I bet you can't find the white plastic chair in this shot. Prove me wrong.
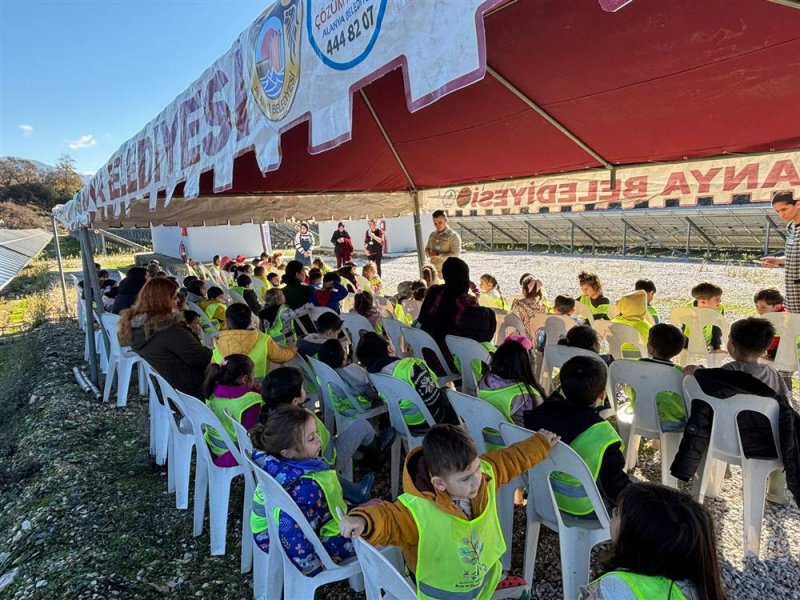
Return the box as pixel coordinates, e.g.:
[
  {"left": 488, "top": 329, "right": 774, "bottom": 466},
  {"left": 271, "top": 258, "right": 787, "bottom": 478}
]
[
  {"left": 495, "top": 311, "right": 537, "bottom": 344},
  {"left": 539, "top": 345, "right": 607, "bottom": 397},
  {"left": 285, "top": 354, "right": 323, "bottom": 409},
  {"left": 100, "top": 312, "right": 145, "bottom": 406},
  {"left": 572, "top": 302, "right": 595, "bottom": 326},
  {"left": 248, "top": 460, "right": 395, "bottom": 599},
  {"left": 400, "top": 326, "right": 459, "bottom": 386},
  {"left": 368, "top": 372, "right": 437, "bottom": 498},
  {"left": 606, "top": 322, "right": 648, "bottom": 361},
  {"left": 229, "top": 289, "right": 248, "bottom": 306},
  {"left": 608, "top": 360, "right": 685, "bottom": 487},
  {"left": 591, "top": 319, "right": 612, "bottom": 339},
  {"left": 140, "top": 360, "right": 170, "bottom": 466},
  {"left": 224, "top": 414, "right": 259, "bottom": 577},
  {"left": 445, "top": 335, "right": 491, "bottom": 396},
  {"left": 374, "top": 295, "right": 395, "bottom": 319},
  {"left": 188, "top": 301, "right": 220, "bottom": 346},
  {"left": 308, "top": 305, "right": 338, "bottom": 322},
  {"left": 381, "top": 317, "right": 406, "bottom": 357},
  {"left": 341, "top": 312, "right": 377, "bottom": 353},
  {"left": 683, "top": 376, "right": 782, "bottom": 557},
  {"left": 174, "top": 391, "right": 246, "bottom": 557},
  {"left": 762, "top": 311, "right": 800, "bottom": 374},
  {"left": 354, "top": 538, "right": 415, "bottom": 600},
  {"left": 447, "top": 390, "right": 518, "bottom": 572},
  {"left": 669, "top": 307, "right": 730, "bottom": 367},
  {"left": 542, "top": 315, "right": 576, "bottom": 346},
  {"left": 93, "top": 312, "right": 110, "bottom": 375},
  {"left": 500, "top": 423, "right": 611, "bottom": 600}
]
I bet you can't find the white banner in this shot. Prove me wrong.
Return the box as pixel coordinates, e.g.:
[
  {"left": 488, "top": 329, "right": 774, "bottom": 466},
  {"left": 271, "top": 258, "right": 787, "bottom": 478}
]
[{"left": 421, "top": 152, "right": 800, "bottom": 215}]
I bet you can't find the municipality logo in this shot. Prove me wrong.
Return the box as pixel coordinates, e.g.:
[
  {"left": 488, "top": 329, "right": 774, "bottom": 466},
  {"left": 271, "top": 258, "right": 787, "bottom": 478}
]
[{"left": 250, "top": 0, "right": 303, "bottom": 122}]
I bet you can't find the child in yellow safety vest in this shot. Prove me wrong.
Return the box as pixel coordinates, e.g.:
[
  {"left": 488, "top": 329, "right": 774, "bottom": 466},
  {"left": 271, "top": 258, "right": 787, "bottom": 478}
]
[
  {"left": 610, "top": 289, "right": 652, "bottom": 359},
  {"left": 526, "top": 355, "right": 630, "bottom": 516},
  {"left": 578, "top": 270, "right": 611, "bottom": 320},
  {"left": 456, "top": 306, "right": 497, "bottom": 383},
  {"left": 202, "top": 286, "right": 227, "bottom": 330},
  {"left": 686, "top": 282, "right": 726, "bottom": 352},
  {"left": 202, "top": 354, "right": 262, "bottom": 467},
  {"left": 634, "top": 278, "right": 660, "bottom": 323},
  {"left": 580, "top": 482, "right": 725, "bottom": 600},
  {"left": 338, "top": 424, "right": 560, "bottom": 600},
  {"left": 636, "top": 323, "right": 688, "bottom": 432}
]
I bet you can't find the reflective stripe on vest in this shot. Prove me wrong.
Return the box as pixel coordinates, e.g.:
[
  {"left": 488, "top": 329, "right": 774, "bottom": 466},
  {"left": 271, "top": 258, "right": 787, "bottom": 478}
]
[
  {"left": 595, "top": 571, "right": 688, "bottom": 600},
  {"left": 391, "top": 357, "right": 438, "bottom": 427},
  {"left": 211, "top": 333, "right": 271, "bottom": 379},
  {"left": 203, "top": 391, "right": 263, "bottom": 457},
  {"left": 398, "top": 461, "right": 504, "bottom": 600},
  {"left": 551, "top": 421, "right": 622, "bottom": 516},
  {"left": 478, "top": 383, "right": 539, "bottom": 421},
  {"left": 251, "top": 484, "right": 267, "bottom": 536},
  {"left": 303, "top": 469, "right": 347, "bottom": 539}
]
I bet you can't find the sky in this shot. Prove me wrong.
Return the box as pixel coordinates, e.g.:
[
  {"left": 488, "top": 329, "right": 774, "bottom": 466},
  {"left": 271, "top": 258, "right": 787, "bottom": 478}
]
[{"left": 0, "top": 0, "right": 265, "bottom": 175}]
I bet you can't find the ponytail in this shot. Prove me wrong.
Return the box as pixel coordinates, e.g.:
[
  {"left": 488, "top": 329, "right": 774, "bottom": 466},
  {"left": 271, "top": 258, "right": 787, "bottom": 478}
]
[{"left": 201, "top": 353, "right": 254, "bottom": 398}]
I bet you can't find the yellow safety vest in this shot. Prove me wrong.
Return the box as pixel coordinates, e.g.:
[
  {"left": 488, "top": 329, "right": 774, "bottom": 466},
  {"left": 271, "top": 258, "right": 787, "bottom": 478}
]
[
  {"left": 212, "top": 332, "right": 271, "bottom": 379},
  {"left": 203, "top": 391, "right": 262, "bottom": 457},
  {"left": 398, "top": 460, "right": 504, "bottom": 600},
  {"left": 478, "top": 381, "right": 540, "bottom": 449},
  {"left": 579, "top": 294, "right": 610, "bottom": 318},
  {"left": 204, "top": 302, "right": 226, "bottom": 330},
  {"left": 611, "top": 316, "right": 652, "bottom": 359},
  {"left": 593, "top": 571, "right": 688, "bottom": 599},
  {"left": 391, "top": 357, "right": 439, "bottom": 427}
]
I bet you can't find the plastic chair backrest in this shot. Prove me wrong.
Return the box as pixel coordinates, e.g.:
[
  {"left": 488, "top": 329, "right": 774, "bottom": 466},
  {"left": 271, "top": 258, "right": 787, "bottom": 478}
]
[
  {"left": 284, "top": 354, "right": 322, "bottom": 405},
  {"left": 401, "top": 326, "right": 458, "bottom": 379},
  {"left": 187, "top": 301, "right": 218, "bottom": 331},
  {"left": 606, "top": 322, "right": 648, "bottom": 360},
  {"left": 669, "top": 307, "right": 729, "bottom": 360},
  {"left": 762, "top": 311, "right": 800, "bottom": 373},
  {"left": 496, "top": 311, "right": 536, "bottom": 343},
  {"left": 608, "top": 360, "right": 685, "bottom": 436},
  {"left": 224, "top": 409, "right": 255, "bottom": 458},
  {"left": 683, "top": 376, "right": 780, "bottom": 464},
  {"left": 245, "top": 453, "right": 341, "bottom": 571},
  {"left": 229, "top": 290, "right": 247, "bottom": 306},
  {"left": 591, "top": 319, "right": 612, "bottom": 340},
  {"left": 308, "top": 306, "right": 337, "bottom": 323},
  {"left": 368, "top": 372, "right": 436, "bottom": 449},
  {"left": 572, "top": 302, "right": 595, "bottom": 325},
  {"left": 499, "top": 423, "right": 611, "bottom": 529},
  {"left": 445, "top": 335, "right": 490, "bottom": 396},
  {"left": 307, "top": 356, "right": 369, "bottom": 420},
  {"left": 540, "top": 345, "right": 608, "bottom": 395},
  {"left": 354, "top": 538, "right": 416, "bottom": 600},
  {"left": 100, "top": 313, "right": 122, "bottom": 357},
  {"left": 175, "top": 391, "right": 245, "bottom": 466},
  {"left": 447, "top": 389, "right": 508, "bottom": 455},
  {"left": 374, "top": 295, "right": 395, "bottom": 319},
  {"left": 341, "top": 312, "right": 375, "bottom": 349},
  {"left": 381, "top": 317, "right": 406, "bottom": 355},
  {"left": 542, "top": 315, "right": 573, "bottom": 347}
]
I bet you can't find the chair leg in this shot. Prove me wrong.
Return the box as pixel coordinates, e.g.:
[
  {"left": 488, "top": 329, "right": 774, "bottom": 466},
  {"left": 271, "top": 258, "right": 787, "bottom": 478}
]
[
  {"left": 660, "top": 433, "right": 679, "bottom": 488},
  {"left": 102, "top": 361, "right": 117, "bottom": 403},
  {"left": 741, "top": 461, "right": 771, "bottom": 558},
  {"left": 208, "top": 470, "right": 234, "bottom": 555},
  {"left": 523, "top": 519, "right": 541, "bottom": 586},
  {"left": 117, "top": 360, "right": 134, "bottom": 407},
  {"left": 193, "top": 461, "right": 208, "bottom": 536},
  {"left": 173, "top": 436, "right": 194, "bottom": 510},
  {"left": 241, "top": 480, "right": 254, "bottom": 574},
  {"left": 137, "top": 362, "right": 147, "bottom": 395},
  {"left": 624, "top": 432, "right": 640, "bottom": 472},
  {"left": 560, "top": 529, "right": 593, "bottom": 600},
  {"left": 497, "top": 484, "right": 515, "bottom": 572}
]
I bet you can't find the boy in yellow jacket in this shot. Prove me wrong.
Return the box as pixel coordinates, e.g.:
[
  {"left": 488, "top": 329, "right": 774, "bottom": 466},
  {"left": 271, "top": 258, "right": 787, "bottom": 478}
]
[{"left": 339, "top": 424, "right": 559, "bottom": 599}]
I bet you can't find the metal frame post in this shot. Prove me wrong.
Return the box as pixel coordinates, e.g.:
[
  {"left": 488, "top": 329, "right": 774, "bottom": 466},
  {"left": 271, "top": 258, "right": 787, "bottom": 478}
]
[
  {"left": 764, "top": 217, "right": 772, "bottom": 255},
  {"left": 526, "top": 223, "right": 531, "bottom": 252},
  {"left": 570, "top": 222, "right": 575, "bottom": 255},
  {"left": 412, "top": 192, "right": 425, "bottom": 276},
  {"left": 51, "top": 214, "right": 69, "bottom": 312},
  {"left": 622, "top": 221, "right": 628, "bottom": 256},
  {"left": 79, "top": 231, "right": 99, "bottom": 384},
  {"left": 79, "top": 226, "right": 110, "bottom": 379},
  {"left": 686, "top": 220, "right": 692, "bottom": 255},
  {"left": 490, "top": 222, "right": 495, "bottom": 251}
]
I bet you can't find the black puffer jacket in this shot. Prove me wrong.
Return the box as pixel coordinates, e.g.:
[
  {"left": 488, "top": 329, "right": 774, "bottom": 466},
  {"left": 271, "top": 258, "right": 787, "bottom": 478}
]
[{"left": 670, "top": 368, "right": 800, "bottom": 506}]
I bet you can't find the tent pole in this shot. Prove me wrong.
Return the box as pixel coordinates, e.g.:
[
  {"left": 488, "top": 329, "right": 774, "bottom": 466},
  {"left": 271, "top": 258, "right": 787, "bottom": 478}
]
[
  {"left": 79, "top": 229, "right": 99, "bottom": 385},
  {"left": 79, "top": 226, "right": 110, "bottom": 363},
  {"left": 51, "top": 214, "right": 69, "bottom": 312},
  {"left": 412, "top": 192, "right": 425, "bottom": 277}
]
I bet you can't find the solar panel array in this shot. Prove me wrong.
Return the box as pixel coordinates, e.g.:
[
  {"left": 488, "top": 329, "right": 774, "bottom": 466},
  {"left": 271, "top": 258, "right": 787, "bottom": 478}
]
[
  {"left": 0, "top": 229, "right": 53, "bottom": 292},
  {"left": 449, "top": 205, "right": 785, "bottom": 256}
]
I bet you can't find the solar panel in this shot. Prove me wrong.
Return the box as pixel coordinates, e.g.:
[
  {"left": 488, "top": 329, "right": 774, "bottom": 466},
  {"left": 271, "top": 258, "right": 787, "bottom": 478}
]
[{"left": 0, "top": 229, "right": 53, "bottom": 292}]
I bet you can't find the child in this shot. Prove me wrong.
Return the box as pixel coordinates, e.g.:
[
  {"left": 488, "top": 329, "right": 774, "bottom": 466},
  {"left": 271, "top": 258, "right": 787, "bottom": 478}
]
[
  {"left": 309, "top": 271, "right": 349, "bottom": 313},
  {"left": 552, "top": 294, "right": 579, "bottom": 321},
  {"left": 580, "top": 482, "right": 725, "bottom": 600},
  {"left": 312, "top": 256, "right": 333, "bottom": 275},
  {"left": 297, "top": 312, "right": 346, "bottom": 358},
  {"left": 202, "top": 354, "right": 263, "bottom": 467},
  {"left": 182, "top": 310, "right": 203, "bottom": 339},
  {"left": 634, "top": 278, "right": 659, "bottom": 323},
  {"left": 186, "top": 279, "right": 206, "bottom": 306},
  {"left": 251, "top": 265, "right": 270, "bottom": 298},
  {"left": 363, "top": 261, "right": 382, "bottom": 295},
  {"left": 258, "top": 288, "right": 294, "bottom": 347},
  {"left": 401, "top": 280, "right": 427, "bottom": 323},
  {"left": 478, "top": 273, "right": 507, "bottom": 310},
  {"left": 688, "top": 282, "right": 725, "bottom": 352},
  {"left": 754, "top": 288, "right": 786, "bottom": 360},
  {"left": 338, "top": 424, "right": 560, "bottom": 599},
  {"left": 307, "top": 267, "right": 323, "bottom": 290},
  {"left": 270, "top": 252, "right": 286, "bottom": 272},
  {"left": 421, "top": 264, "right": 437, "bottom": 288},
  {"left": 456, "top": 306, "right": 498, "bottom": 382},
  {"left": 358, "top": 331, "right": 458, "bottom": 433},
  {"left": 318, "top": 338, "right": 381, "bottom": 415},
  {"left": 479, "top": 336, "right": 545, "bottom": 427},
  {"left": 249, "top": 405, "right": 359, "bottom": 576},
  {"left": 526, "top": 355, "right": 630, "bottom": 514},
  {"left": 203, "top": 286, "right": 227, "bottom": 330},
  {"left": 610, "top": 289, "right": 651, "bottom": 358},
  {"left": 578, "top": 271, "right": 611, "bottom": 319},
  {"left": 637, "top": 323, "right": 688, "bottom": 432},
  {"left": 232, "top": 274, "right": 261, "bottom": 314},
  {"left": 558, "top": 325, "right": 614, "bottom": 365},
  {"left": 266, "top": 272, "right": 281, "bottom": 289},
  {"left": 511, "top": 273, "right": 547, "bottom": 339},
  {"left": 213, "top": 303, "right": 296, "bottom": 380},
  {"left": 353, "top": 290, "right": 383, "bottom": 335}
]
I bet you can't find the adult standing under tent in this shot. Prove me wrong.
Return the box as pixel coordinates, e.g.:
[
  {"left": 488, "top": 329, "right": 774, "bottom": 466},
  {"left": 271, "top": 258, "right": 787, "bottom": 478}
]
[
  {"left": 425, "top": 210, "right": 461, "bottom": 278},
  {"left": 293, "top": 222, "right": 315, "bottom": 267},
  {"left": 364, "top": 218, "right": 384, "bottom": 277},
  {"left": 761, "top": 191, "right": 800, "bottom": 313},
  {"left": 331, "top": 222, "right": 353, "bottom": 268}
]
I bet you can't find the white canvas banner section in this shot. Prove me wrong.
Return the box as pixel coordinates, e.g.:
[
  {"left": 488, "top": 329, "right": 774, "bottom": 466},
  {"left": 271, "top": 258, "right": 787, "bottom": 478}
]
[
  {"left": 420, "top": 152, "right": 800, "bottom": 216},
  {"left": 55, "top": 0, "right": 502, "bottom": 230}
]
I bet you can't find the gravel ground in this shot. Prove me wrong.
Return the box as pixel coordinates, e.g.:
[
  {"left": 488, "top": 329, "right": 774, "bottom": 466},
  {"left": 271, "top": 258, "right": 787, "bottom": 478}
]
[{"left": 0, "top": 251, "right": 797, "bottom": 599}]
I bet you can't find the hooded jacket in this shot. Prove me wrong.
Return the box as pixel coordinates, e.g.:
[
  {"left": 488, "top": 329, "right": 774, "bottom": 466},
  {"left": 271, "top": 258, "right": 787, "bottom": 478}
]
[
  {"left": 111, "top": 274, "right": 146, "bottom": 314},
  {"left": 214, "top": 328, "right": 295, "bottom": 373},
  {"left": 124, "top": 312, "right": 212, "bottom": 399},
  {"left": 350, "top": 432, "right": 551, "bottom": 574},
  {"left": 670, "top": 368, "right": 800, "bottom": 506}
]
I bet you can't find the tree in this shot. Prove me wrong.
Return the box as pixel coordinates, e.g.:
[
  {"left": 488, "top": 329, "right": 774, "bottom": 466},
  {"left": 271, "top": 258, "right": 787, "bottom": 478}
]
[
  {"left": 0, "top": 157, "right": 43, "bottom": 188},
  {"left": 46, "top": 153, "right": 83, "bottom": 198}
]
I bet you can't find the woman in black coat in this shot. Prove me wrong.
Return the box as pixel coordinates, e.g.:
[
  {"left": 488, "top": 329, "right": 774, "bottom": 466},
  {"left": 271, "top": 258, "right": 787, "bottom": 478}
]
[{"left": 112, "top": 266, "right": 148, "bottom": 314}]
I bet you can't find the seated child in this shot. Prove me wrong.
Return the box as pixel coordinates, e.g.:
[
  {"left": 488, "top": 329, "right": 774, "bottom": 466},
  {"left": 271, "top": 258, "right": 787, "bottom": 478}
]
[
  {"left": 610, "top": 289, "right": 652, "bottom": 358},
  {"left": 401, "top": 280, "right": 427, "bottom": 323},
  {"left": 308, "top": 268, "right": 323, "bottom": 290},
  {"left": 232, "top": 274, "right": 262, "bottom": 315},
  {"left": 754, "top": 288, "right": 786, "bottom": 360},
  {"left": 266, "top": 272, "right": 281, "bottom": 289},
  {"left": 526, "top": 355, "right": 630, "bottom": 514},
  {"left": 182, "top": 310, "right": 203, "bottom": 339},
  {"left": 578, "top": 271, "right": 611, "bottom": 320},
  {"left": 251, "top": 265, "right": 269, "bottom": 298},
  {"left": 456, "top": 306, "right": 498, "bottom": 382},
  {"left": 511, "top": 273, "right": 547, "bottom": 339},
  {"left": 338, "top": 424, "right": 560, "bottom": 599},
  {"left": 363, "top": 261, "right": 382, "bottom": 295},
  {"left": 552, "top": 294, "right": 580, "bottom": 322},
  {"left": 213, "top": 303, "right": 296, "bottom": 380},
  {"left": 478, "top": 335, "right": 544, "bottom": 427},
  {"left": 357, "top": 332, "right": 458, "bottom": 434},
  {"left": 312, "top": 256, "right": 333, "bottom": 275},
  {"left": 558, "top": 325, "right": 614, "bottom": 365},
  {"left": 309, "top": 272, "right": 349, "bottom": 313},
  {"left": 203, "top": 354, "right": 263, "bottom": 467},
  {"left": 478, "top": 273, "right": 507, "bottom": 310},
  {"left": 203, "top": 286, "right": 227, "bottom": 330},
  {"left": 249, "top": 405, "right": 360, "bottom": 576},
  {"left": 318, "top": 338, "right": 381, "bottom": 415},
  {"left": 297, "top": 312, "right": 346, "bottom": 358},
  {"left": 579, "top": 482, "right": 725, "bottom": 600},
  {"left": 353, "top": 290, "right": 383, "bottom": 335},
  {"left": 687, "top": 282, "right": 725, "bottom": 352},
  {"left": 186, "top": 279, "right": 207, "bottom": 306},
  {"left": 634, "top": 278, "right": 659, "bottom": 323},
  {"left": 637, "top": 323, "right": 688, "bottom": 431},
  {"left": 258, "top": 288, "right": 294, "bottom": 346}
]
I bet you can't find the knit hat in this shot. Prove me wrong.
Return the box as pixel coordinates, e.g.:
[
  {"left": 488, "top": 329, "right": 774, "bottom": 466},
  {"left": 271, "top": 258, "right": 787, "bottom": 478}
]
[
  {"left": 614, "top": 289, "right": 648, "bottom": 320},
  {"left": 459, "top": 306, "right": 497, "bottom": 344}
]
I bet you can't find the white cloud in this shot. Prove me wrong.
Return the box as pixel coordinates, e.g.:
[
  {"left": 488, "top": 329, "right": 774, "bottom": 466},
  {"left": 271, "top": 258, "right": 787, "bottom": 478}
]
[
  {"left": 19, "top": 124, "right": 33, "bottom": 137},
  {"left": 68, "top": 134, "right": 97, "bottom": 150}
]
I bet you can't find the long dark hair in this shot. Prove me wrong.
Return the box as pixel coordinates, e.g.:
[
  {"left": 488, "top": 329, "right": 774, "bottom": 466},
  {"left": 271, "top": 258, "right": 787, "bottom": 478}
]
[
  {"left": 419, "top": 257, "right": 470, "bottom": 341},
  {"left": 250, "top": 404, "right": 313, "bottom": 457},
  {"left": 605, "top": 483, "right": 725, "bottom": 600},
  {"left": 281, "top": 260, "right": 305, "bottom": 285},
  {"left": 487, "top": 338, "right": 544, "bottom": 401},
  {"left": 201, "top": 354, "right": 254, "bottom": 399}
]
